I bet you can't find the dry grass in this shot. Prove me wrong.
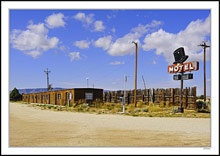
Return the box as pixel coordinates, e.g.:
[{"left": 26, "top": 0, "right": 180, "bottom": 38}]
[{"left": 28, "top": 100, "right": 211, "bottom": 118}]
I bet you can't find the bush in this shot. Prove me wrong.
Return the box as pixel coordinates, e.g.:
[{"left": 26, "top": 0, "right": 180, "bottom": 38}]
[
  {"left": 82, "top": 103, "right": 89, "bottom": 108},
  {"left": 196, "top": 101, "right": 207, "bottom": 110},
  {"left": 117, "top": 107, "right": 122, "bottom": 111},
  {"left": 135, "top": 108, "right": 141, "bottom": 112},
  {"left": 172, "top": 107, "right": 179, "bottom": 114},
  {"left": 142, "top": 108, "right": 148, "bottom": 112}
]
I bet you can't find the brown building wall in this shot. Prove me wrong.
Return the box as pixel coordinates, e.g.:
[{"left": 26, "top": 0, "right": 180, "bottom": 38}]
[{"left": 22, "top": 88, "right": 102, "bottom": 106}]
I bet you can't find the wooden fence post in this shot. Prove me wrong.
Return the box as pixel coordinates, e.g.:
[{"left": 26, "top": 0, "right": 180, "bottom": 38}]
[
  {"left": 172, "top": 88, "right": 174, "bottom": 106},
  {"left": 185, "top": 88, "right": 188, "bottom": 109},
  {"left": 148, "top": 89, "right": 150, "bottom": 105},
  {"left": 127, "top": 92, "right": 130, "bottom": 104},
  {"left": 152, "top": 88, "right": 155, "bottom": 103},
  {"left": 194, "top": 87, "right": 197, "bottom": 109},
  {"left": 163, "top": 89, "right": 165, "bottom": 107},
  {"left": 115, "top": 92, "right": 117, "bottom": 104},
  {"left": 109, "top": 92, "right": 112, "bottom": 103}
]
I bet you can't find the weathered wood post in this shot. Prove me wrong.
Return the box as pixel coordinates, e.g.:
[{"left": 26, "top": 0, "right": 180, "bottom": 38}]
[
  {"left": 109, "top": 92, "right": 112, "bottom": 103},
  {"left": 152, "top": 88, "right": 155, "bottom": 103},
  {"left": 185, "top": 87, "right": 188, "bottom": 109},
  {"left": 127, "top": 92, "right": 130, "bottom": 104},
  {"left": 163, "top": 89, "right": 165, "bottom": 107},
  {"left": 115, "top": 92, "right": 117, "bottom": 104},
  {"left": 148, "top": 89, "right": 150, "bottom": 105},
  {"left": 194, "top": 87, "right": 197, "bottom": 109},
  {"left": 172, "top": 88, "right": 174, "bottom": 106}
]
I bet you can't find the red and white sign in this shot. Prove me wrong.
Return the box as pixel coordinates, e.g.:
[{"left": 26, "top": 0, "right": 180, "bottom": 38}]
[{"left": 168, "top": 61, "right": 199, "bottom": 73}]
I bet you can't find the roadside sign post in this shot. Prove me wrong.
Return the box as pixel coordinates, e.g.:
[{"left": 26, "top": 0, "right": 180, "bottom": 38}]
[{"left": 168, "top": 47, "right": 199, "bottom": 113}]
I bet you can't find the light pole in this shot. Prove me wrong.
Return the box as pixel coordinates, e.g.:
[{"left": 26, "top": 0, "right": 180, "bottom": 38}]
[
  {"left": 132, "top": 41, "right": 138, "bottom": 107},
  {"left": 86, "top": 77, "right": 89, "bottom": 88},
  {"left": 199, "top": 41, "right": 210, "bottom": 103}
]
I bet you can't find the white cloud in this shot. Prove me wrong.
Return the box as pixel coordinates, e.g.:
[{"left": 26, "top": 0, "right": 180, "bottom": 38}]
[
  {"left": 142, "top": 15, "right": 211, "bottom": 64},
  {"left": 110, "top": 61, "right": 125, "bottom": 65},
  {"left": 73, "top": 12, "right": 94, "bottom": 26},
  {"left": 10, "top": 23, "right": 59, "bottom": 58},
  {"left": 24, "top": 50, "right": 41, "bottom": 59},
  {"left": 68, "top": 52, "right": 81, "bottom": 62},
  {"left": 106, "top": 20, "right": 162, "bottom": 56},
  {"left": 94, "top": 21, "right": 105, "bottom": 32},
  {"left": 74, "top": 40, "right": 90, "bottom": 49},
  {"left": 94, "top": 35, "right": 112, "bottom": 50},
  {"left": 153, "top": 60, "right": 156, "bottom": 64},
  {"left": 107, "top": 32, "right": 141, "bottom": 56},
  {"left": 45, "top": 13, "right": 66, "bottom": 28},
  {"left": 111, "top": 28, "right": 116, "bottom": 33}
]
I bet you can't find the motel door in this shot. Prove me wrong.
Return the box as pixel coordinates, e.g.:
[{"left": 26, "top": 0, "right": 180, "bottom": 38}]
[
  {"left": 55, "top": 93, "right": 57, "bottom": 105},
  {"left": 65, "top": 92, "right": 68, "bottom": 105},
  {"left": 48, "top": 94, "right": 50, "bottom": 104}
]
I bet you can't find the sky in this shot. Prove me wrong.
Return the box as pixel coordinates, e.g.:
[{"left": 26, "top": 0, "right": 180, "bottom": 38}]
[{"left": 9, "top": 9, "right": 211, "bottom": 96}]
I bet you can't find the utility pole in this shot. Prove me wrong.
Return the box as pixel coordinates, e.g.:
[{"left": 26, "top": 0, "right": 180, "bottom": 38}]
[
  {"left": 199, "top": 41, "right": 210, "bottom": 102},
  {"left": 44, "top": 68, "right": 51, "bottom": 91},
  {"left": 132, "top": 41, "right": 138, "bottom": 107}
]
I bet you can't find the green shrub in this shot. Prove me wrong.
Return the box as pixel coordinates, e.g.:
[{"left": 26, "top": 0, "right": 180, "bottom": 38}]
[
  {"left": 132, "top": 114, "right": 139, "bottom": 117},
  {"left": 135, "top": 108, "right": 141, "bottom": 112},
  {"left": 117, "top": 107, "right": 122, "bottom": 111},
  {"left": 82, "top": 103, "right": 89, "bottom": 108},
  {"left": 172, "top": 107, "right": 178, "bottom": 114},
  {"left": 142, "top": 108, "right": 148, "bottom": 112},
  {"left": 196, "top": 101, "right": 207, "bottom": 110},
  {"left": 47, "top": 105, "right": 53, "bottom": 109}
]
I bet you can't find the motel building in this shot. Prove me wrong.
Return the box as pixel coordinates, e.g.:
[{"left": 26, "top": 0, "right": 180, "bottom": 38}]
[{"left": 22, "top": 88, "right": 103, "bottom": 106}]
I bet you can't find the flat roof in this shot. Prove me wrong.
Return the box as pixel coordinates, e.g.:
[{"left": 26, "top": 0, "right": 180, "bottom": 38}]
[{"left": 22, "top": 88, "right": 103, "bottom": 95}]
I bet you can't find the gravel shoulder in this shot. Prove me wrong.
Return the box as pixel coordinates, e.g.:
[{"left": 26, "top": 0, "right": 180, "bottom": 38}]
[{"left": 9, "top": 102, "right": 211, "bottom": 147}]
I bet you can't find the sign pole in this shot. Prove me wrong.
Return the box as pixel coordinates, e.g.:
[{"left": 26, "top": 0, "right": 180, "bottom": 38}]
[{"left": 180, "top": 71, "right": 184, "bottom": 113}]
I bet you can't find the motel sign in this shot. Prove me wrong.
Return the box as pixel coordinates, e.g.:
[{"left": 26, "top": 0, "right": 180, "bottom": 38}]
[{"left": 168, "top": 61, "right": 199, "bottom": 73}]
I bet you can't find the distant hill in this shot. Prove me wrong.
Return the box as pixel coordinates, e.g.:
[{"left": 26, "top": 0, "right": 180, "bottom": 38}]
[{"left": 17, "top": 88, "right": 66, "bottom": 94}]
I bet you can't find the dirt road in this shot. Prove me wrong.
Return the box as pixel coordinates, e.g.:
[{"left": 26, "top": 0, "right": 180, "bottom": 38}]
[{"left": 9, "top": 102, "right": 210, "bottom": 147}]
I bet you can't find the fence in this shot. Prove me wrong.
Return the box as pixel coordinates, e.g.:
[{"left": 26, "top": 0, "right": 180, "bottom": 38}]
[{"left": 103, "top": 87, "right": 197, "bottom": 109}]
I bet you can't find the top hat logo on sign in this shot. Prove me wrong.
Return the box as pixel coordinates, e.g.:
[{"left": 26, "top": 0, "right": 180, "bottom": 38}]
[{"left": 173, "top": 47, "right": 188, "bottom": 64}]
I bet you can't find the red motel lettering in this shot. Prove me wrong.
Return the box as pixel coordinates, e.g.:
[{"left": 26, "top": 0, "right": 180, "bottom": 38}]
[{"left": 168, "top": 61, "right": 199, "bottom": 73}]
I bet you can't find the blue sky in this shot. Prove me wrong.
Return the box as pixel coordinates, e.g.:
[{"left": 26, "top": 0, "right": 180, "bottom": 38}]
[{"left": 9, "top": 9, "right": 211, "bottom": 96}]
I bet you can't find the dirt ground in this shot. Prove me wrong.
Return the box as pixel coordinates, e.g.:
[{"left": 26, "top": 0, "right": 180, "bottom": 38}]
[{"left": 9, "top": 102, "right": 211, "bottom": 147}]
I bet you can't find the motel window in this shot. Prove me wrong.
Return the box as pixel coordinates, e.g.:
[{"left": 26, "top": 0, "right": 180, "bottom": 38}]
[
  {"left": 42, "top": 95, "right": 45, "bottom": 100},
  {"left": 69, "top": 92, "right": 72, "bottom": 100},
  {"left": 37, "top": 95, "right": 40, "bottom": 99},
  {"left": 58, "top": 94, "right": 61, "bottom": 100},
  {"left": 26, "top": 96, "right": 27, "bottom": 99},
  {"left": 29, "top": 96, "right": 30, "bottom": 99},
  {"left": 47, "top": 94, "right": 49, "bottom": 99},
  {"left": 85, "top": 93, "right": 93, "bottom": 100},
  {"left": 32, "top": 95, "right": 34, "bottom": 100}
]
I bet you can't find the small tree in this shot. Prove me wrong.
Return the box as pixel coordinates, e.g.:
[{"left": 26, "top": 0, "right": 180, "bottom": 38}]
[
  {"left": 10, "top": 88, "right": 22, "bottom": 101},
  {"left": 198, "top": 95, "right": 204, "bottom": 99}
]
